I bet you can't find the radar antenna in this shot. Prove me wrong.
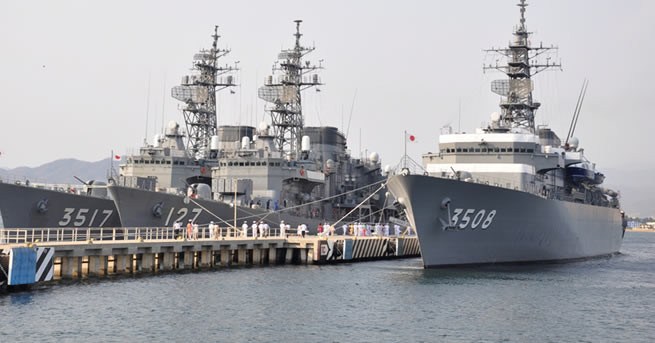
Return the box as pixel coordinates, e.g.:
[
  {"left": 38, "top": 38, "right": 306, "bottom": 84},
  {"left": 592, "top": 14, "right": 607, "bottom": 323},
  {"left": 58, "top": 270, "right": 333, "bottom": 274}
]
[
  {"left": 258, "top": 20, "right": 323, "bottom": 158},
  {"left": 171, "top": 26, "right": 238, "bottom": 160},
  {"left": 483, "top": 0, "right": 562, "bottom": 132}
]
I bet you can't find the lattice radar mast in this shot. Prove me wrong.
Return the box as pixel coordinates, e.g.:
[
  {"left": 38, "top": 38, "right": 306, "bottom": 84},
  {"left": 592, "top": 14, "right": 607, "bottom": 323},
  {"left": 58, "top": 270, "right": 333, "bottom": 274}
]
[
  {"left": 258, "top": 20, "right": 323, "bottom": 158},
  {"left": 172, "top": 26, "right": 237, "bottom": 160},
  {"left": 483, "top": 0, "right": 562, "bottom": 132}
]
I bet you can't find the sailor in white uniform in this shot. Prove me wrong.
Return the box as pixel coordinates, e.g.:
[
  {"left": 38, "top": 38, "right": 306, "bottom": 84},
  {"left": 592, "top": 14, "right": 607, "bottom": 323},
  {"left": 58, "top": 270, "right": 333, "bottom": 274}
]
[
  {"left": 383, "top": 224, "right": 390, "bottom": 236},
  {"left": 394, "top": 224, "right": 401, "bottom": 236},
  {"left": 342, "top": 224, "right": 348, "bottom": 236},
  {"left": 251, "top": 221, "right": 258, "bottom": 238},
  {"left": 242, "top": 221, "right": 249, "bottom": 237},
  {"left": 280, "top": 221, "right": 286, "bottom": 238}
]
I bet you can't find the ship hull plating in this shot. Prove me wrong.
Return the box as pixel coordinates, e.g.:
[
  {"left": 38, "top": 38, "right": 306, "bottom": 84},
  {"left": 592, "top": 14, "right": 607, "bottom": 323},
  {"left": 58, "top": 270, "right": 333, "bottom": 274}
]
[
  {"left": 108, "top": 185, "right": 327, "bottom": 232},
  {"left": 0, "top": 182, "right": 120, "bottom": 228},
  {"left": 387, "top": 175, "right": 623, "bottom": 267}
]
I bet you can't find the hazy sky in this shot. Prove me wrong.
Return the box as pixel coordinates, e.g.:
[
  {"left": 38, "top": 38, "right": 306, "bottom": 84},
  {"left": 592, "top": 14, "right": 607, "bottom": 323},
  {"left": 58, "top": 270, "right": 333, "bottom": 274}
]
[{"left": 1, "top": 0, "right": 654, "bottom": 173}]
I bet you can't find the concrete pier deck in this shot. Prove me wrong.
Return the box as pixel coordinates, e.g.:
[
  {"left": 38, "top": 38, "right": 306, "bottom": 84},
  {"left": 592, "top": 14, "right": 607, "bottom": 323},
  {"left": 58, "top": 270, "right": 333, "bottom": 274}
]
[{"left": 0, "top": 227, "right": 420, "bottom": 286}]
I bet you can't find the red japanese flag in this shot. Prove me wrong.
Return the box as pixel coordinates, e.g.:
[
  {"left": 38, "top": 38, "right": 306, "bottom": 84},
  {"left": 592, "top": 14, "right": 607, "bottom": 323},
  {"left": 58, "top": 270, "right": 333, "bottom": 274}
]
[
  {"left": 407, "top": 133, "right": 416, "bottom": 142},
  {"left": 114, "top": 155, "right": 121, "bottom": 161}
]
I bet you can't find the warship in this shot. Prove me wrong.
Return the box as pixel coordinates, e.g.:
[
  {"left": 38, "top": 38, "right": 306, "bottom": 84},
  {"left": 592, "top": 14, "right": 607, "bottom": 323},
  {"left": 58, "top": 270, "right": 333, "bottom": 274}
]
[
  {"left": 108, "top": 22, "right": 387, "bottom": 231},
  {"left": 387, "top": 1, "right": 625, "bottom": 267},
  {"left": 0, "top": 178, "right": 120, "bottom": 228}
]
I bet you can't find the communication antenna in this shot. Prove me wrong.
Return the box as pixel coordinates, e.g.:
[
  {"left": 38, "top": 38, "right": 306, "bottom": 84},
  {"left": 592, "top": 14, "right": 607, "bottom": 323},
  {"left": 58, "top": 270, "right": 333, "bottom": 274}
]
[
  {"left": 565, "top": 79, "right": 589, "bottom": 146},
  {"left": 257, "top": 20, "right": 323, "bottom": 158},
  {"left": 144, "top": 73, "right": 151, "bottom": 142},
  {"left": 171, "top": 25, "right": 238, "bottom": 160},
  {"left": 482, "top": 0, "right": 562, "bottom": 132}
]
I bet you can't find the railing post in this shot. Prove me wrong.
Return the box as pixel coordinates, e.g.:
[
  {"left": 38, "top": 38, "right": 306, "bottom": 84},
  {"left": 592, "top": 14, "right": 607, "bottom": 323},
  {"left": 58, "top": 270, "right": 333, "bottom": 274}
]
[{"left": 112, "top": 228, "right": 116, "bottom": 240}]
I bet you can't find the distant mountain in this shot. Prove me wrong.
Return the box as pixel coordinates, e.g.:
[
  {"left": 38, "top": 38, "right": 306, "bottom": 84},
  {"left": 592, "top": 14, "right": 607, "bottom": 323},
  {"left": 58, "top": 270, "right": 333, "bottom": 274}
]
[{"left": 0, "top": 158, "right": 113, "bottom": 185}]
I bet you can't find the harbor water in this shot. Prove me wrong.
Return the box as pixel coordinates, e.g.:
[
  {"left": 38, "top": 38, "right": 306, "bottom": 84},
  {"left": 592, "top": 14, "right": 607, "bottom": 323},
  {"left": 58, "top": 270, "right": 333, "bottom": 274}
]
[{"left": 2, "top": 232, "right": 654, "bottom": 342}]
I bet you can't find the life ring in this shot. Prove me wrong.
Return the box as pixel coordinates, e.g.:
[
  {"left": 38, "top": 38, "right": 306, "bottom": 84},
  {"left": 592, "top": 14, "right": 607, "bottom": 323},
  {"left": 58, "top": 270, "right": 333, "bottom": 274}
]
[{"left": 300, "top": 169, "right": 305, "bottom": 176}]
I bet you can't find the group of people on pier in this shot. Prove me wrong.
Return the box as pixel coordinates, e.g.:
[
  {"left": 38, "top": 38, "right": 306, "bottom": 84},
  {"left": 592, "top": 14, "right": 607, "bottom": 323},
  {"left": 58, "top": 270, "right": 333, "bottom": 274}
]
[{"left": 172, "top": 219, "right": 415, "bottom": 240}]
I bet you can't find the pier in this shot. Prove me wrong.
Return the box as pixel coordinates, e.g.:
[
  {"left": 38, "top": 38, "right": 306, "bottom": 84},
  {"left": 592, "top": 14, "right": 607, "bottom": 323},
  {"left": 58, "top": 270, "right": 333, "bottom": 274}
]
[{"left": 0, "top": 227, "right": 420, "bottom": 287}]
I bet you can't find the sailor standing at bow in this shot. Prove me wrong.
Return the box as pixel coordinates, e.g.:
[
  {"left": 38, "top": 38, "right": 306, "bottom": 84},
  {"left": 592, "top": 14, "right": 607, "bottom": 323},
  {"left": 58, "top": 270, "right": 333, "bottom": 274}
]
[{"left": 251, "top": 221, "right": 258, "bottom": 238}]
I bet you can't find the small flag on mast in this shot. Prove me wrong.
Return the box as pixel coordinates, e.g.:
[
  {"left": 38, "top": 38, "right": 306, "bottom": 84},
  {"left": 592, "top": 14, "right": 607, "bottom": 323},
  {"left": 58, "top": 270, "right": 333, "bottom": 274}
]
[
  {"left": 114, "top": 155, "right": 121, "bottom": 161},
  {"left": 406, "top": 132, "right": 416, "bottom": 142}
]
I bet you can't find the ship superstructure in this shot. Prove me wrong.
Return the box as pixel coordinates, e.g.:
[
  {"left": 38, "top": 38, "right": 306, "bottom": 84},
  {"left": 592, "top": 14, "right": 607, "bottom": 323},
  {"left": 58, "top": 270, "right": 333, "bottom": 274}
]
[
  {"left": 110, "top": 22, "right": 385, "bottom": 228},
  {"left": 387, "top": 1, "right": 624, "bottom": 267}
]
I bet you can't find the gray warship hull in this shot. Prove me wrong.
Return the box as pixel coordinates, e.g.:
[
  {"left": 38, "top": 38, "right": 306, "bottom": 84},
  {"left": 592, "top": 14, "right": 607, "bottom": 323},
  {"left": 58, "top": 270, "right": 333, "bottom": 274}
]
[
  {"left": 0, "top": 182, "right": 120, "bottom": 228},
  {"left": 108, "top": 185, "right": 327, "bottom": 232},
  {"left": 387, "top": 175, "right": 624, "bottom": 267}
]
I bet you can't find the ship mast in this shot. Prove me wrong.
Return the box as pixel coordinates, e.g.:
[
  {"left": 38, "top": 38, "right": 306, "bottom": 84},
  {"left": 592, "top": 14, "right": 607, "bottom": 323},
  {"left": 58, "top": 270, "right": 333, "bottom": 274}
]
[
  {"left": 172, "top": 26, "right": 237, "bottom": 161},
  {"left": 258, "top": 20, "right": 323, "bottom": 158},
  {"left": 483, "top": 0, "right": 561, "bottom": 132}
]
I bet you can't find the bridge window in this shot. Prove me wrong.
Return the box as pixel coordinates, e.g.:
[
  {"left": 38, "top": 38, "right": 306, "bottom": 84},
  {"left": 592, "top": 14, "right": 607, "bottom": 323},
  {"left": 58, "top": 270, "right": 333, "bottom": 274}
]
[
  {"left": 462, "top": 148, "right": 468, "bottom": 152},
  {"left": 507, "top": 148, "right": 513, "bottom": 152},
  {"left": 494, "top": 148, "right": 500, "bottom": 153},
  {"left": 456, "top": 148, "right": 462, "bottom": 152},
  {"left": 520, "top": 148, "right": 526, "bottom": 153},
  {"left": 239, "top": 162, "right": 244, "bottom": 166},
  {"left": 500, "top": 148, "right": 506, "bottom": 153},
  {"left": 481, "top": 148, "right": 488, "bottom": 152},
  {"left": 262, "top": 162, "right": 267, "bottom": 166},
  {"left": 474, "top": 148, "right": 481, "bottom": 153},
  {"left": 180, "top": 161, "right": 185, "bottom": 166},
  {"left": 527, "top": 149, "right": 534, "bottom": 153}
]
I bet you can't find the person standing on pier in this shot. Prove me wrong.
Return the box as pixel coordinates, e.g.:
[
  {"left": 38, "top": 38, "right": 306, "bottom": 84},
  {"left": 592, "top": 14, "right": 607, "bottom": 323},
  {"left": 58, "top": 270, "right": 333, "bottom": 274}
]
[
  {"left": 241, "top": 221, "right": 248, "bottom": 238},
  {"left": 186, "top": 220, "right": 193, "bottom": 240},
  {"left": 258, "top": 221, "right": 265, "bottom": 238},
  {"left": 280, "top": 220, "right": 286, "bottom": 238},
  {"left": 193, "top": 222, "right": 199, "bottom": 240},
  {"left": 173, "top": 220, "right": 182, "bottom": 239},
  {"left": 251, "top": 221, "right": 258, "bottom": 238},
  {"left": 384, "top": 223, "right": 390, "bottom": 236},
  {"left": 394, "top": 224, "right": 401, "bottom": 236}
]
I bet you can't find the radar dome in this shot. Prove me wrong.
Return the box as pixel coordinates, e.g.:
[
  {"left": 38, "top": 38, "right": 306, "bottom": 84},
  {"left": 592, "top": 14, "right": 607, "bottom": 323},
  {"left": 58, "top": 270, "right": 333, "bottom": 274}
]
[
  {"left": 383, "top": 164, "right": 391, "bottom": 174},
  {"left": 166, "top": 121, "right": 179, "bottom": 135},
  {"left": 569, "top": 137, "right": 579, "bottom": 150},
  {"left": 258, "top": 121, "right": 269, "bottom": 135},
  {"left": 490, "top": 112, "right": 501, "bottom": 122},
  {"left": 369, "top": 152, "right": 380, "bottom": 164}
]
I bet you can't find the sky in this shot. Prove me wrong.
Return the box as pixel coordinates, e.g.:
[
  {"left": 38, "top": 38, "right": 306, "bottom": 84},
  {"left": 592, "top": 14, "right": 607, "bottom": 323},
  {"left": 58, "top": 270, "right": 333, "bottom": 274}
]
[{"left": 1, "top": 0, "right": 654, "bottom": 173}]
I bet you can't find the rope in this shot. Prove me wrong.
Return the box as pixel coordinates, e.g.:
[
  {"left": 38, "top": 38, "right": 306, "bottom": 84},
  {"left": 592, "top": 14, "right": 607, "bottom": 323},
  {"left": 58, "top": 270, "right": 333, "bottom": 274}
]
[
  {"left": 191, "top": 178, "right": 387, "bottom": 227},
  {"left": 331, "top": 183, "right": 386, "bottom": 228}
]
